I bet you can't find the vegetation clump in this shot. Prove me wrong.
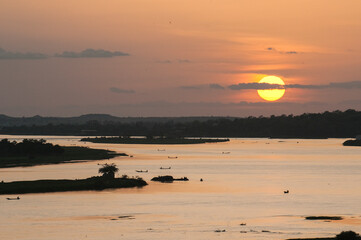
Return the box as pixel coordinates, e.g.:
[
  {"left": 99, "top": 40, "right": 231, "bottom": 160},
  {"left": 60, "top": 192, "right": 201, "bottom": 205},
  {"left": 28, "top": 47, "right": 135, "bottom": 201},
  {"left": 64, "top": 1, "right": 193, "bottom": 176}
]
[
  {"left": 336, "top": 231, "right": 361, "bottom": 240},
  {"left": 305, "top": 216, "right": 343, "bottom": 220},
  {"left": 0, "top": 138, "right": 64, "bottom": 156},
  {"left": 151, "top": 175, "right": 189, "bottom": 182},
  {"left": 98, "top": 163, "right": 119, "bottom": 179},
  {"left": 0, "top": 139, "right": 125, "bottom": 168}
]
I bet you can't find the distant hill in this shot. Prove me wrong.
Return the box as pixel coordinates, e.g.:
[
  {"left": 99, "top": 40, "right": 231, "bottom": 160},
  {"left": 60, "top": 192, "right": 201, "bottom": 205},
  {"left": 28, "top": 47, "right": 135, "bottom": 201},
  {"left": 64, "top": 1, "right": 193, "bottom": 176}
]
[
  {"left": 1, "top": 110, "right": 360, "bottom": 138},
  {"left": 0, "top": 114, "right": 236, "bottom": 127}
]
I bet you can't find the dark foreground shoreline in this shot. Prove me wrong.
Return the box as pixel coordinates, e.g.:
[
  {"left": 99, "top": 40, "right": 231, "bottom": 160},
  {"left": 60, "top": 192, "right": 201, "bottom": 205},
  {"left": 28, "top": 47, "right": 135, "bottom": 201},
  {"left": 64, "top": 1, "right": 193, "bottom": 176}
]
[
  {"left": 287, "top": 230, "right": 361, "bottom": 240},
  {"left": 0, "top": 176, "right": 147, "bottom": 194},
  {"left": 80, "top": 137, "right": 230, "bottom": 145}
]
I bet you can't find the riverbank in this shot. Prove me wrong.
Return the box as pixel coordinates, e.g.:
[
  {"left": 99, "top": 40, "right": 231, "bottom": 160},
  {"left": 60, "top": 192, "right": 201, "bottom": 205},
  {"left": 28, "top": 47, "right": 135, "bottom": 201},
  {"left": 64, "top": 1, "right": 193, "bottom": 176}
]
[
  {"left": 343, "top": 139, "right": 361, "bottom": 146},
  {"left": 0, "top": 146, "right": 126, "bottom": 168},
  {"left": 0, "top": 176, "right": 147, "bottom": 194},
  {"left": 287, "top": 230, "right": 360, "bottom": 240},
  {"left": 80, "top": 137, "right": 230, "bottom": 144}
]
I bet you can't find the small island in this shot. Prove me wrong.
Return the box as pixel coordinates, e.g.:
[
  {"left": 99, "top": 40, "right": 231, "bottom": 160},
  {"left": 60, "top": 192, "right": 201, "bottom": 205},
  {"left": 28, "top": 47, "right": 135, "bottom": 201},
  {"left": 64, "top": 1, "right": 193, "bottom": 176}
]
[
  {"left": 80, "top": 136, "right": 230, "bottom": 145},
  {"left": 151, "top": 175, "right": 189, "bottom": 183},
  {"left": 343, "top": 139, "right": 361, "bottom": 146},
  {"left": 0, "top": 163, "right": 147, "bottom": 194},
  {"left": 305, "top": 216, "right": 343, "bottom": 221},
  {"left": 0, "top": 139, "right": 126, "bottom": 168}
]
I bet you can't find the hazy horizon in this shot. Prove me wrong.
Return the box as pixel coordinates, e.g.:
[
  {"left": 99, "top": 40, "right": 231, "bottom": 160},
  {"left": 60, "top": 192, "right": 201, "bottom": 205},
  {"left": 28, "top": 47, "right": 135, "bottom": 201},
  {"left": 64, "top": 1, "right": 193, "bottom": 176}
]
[{"left": 0, "top": 104, "right": 359, "bottom": 118}]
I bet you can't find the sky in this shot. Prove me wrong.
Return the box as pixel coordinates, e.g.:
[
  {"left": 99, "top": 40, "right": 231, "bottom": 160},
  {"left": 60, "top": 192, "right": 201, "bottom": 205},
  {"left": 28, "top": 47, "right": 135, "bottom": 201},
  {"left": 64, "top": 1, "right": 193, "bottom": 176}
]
[{"left": 1, "top": 0, "right": 361, "bottom": 117}]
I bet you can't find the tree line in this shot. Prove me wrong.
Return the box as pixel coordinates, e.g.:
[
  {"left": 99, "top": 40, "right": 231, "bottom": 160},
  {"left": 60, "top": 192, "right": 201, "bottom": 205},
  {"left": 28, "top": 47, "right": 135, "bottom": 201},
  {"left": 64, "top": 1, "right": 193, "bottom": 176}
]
[
  {"left": 0, "top": 139, "right": 64, "bottom": 156},
  {"left": 0, "top": 109, "right": 360, "bottom": 138}
]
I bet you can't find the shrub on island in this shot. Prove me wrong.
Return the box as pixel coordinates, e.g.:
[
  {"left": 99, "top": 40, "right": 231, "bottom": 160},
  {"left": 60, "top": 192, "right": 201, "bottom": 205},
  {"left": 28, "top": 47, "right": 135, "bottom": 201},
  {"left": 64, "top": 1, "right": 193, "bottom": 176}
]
[{"left": 151, "top": 175, "right": 189, "bottom": 183}]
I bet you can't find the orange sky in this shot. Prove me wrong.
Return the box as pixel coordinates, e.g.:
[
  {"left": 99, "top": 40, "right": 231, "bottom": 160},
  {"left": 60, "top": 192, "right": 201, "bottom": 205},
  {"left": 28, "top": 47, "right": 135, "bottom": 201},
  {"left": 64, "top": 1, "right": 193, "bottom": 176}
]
[{"left": 0, "top": 0, "right": 361, "bottom": 116}]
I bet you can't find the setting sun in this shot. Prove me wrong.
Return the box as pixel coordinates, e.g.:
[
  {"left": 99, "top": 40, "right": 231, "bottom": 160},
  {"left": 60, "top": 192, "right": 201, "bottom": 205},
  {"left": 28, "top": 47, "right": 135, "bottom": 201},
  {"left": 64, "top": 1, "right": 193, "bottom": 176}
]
[{"left": 257, "top": 76, "right": 285, "bottom": 101}]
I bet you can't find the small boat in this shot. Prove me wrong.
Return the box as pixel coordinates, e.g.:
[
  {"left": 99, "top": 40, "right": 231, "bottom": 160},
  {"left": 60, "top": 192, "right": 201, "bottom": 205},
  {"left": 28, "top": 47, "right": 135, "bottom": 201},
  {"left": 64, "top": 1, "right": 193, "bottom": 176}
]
[
  {"left": 157, "top": 149, "right": 166, "bottom": 151},
  {"left": 168, "top": 156, "right": 178, "bottom": 159},
  {"left": 160, "top": 167, "right": 171, "bottom": 170},
  {"left": 7, "top": 197, "right": 20, "bottom": 200},
  {"left": 222, "top": 152, "right": 230, "bottom": 154},
  {"left": 135, "top": 170, "right": 148, "bottom": 173},
  {"left": 284, "top": 190, "right": 289, "bottom": 194}
]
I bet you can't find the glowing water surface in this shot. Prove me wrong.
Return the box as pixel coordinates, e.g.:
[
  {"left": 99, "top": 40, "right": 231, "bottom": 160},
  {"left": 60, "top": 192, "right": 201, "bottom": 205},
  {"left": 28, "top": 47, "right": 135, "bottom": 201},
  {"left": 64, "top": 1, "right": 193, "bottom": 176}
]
[{"left": 1, "top": 136, "right": 361, "bottom": 240}]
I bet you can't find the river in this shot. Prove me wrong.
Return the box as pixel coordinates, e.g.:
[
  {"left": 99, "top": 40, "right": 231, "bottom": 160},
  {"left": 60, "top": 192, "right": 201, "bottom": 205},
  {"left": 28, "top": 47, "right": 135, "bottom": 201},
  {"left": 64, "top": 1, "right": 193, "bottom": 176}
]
[{"left": 1, "top": 136, "right": 361, "bottom": 240}]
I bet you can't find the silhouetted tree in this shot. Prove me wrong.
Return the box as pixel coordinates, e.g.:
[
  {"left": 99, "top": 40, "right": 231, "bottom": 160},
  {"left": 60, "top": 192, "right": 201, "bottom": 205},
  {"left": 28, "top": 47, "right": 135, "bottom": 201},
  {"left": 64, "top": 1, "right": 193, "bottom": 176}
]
[
  {"left": 98, "top": 163, "right": 119, "bottom": 179},
  {"left": 336, "top": 231, "right": 361, "bottom": 240}
]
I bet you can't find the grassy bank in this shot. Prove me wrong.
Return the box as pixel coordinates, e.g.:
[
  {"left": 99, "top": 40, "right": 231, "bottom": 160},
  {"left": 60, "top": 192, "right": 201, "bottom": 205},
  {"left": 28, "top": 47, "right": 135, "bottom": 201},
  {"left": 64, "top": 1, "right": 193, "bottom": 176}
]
[
  {"left": 0, "top": 146, "right": 126, "bottom": 168},
  {"left": 81, "top": 137, "right": 230, "bottom": 145},
  {"left": 0, "top": 176, "right": 147, "bottom": 194}
]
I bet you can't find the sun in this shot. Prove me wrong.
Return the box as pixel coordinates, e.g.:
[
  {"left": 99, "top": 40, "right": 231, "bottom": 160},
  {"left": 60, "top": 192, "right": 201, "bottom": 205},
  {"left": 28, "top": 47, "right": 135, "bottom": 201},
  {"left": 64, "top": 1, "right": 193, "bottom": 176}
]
[{"left": 257, "top": 76, "right": 285, "bottom": 101}]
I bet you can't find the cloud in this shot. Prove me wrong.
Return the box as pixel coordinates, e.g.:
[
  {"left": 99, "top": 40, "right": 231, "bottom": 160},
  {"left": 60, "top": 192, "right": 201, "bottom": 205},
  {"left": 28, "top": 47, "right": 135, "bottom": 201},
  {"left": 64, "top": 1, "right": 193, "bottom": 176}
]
[
  {"left": 266, "top": 47, "right": 298, "bottom": 54},
  {"left": 179, "top": 85, "right": 202, "bottom": 90},
  {"left": 287, "top": 81, "right": 361, "bottom": 89},
  {"left": 179, "top": 84, "right": 225, "bottom": 90},
  {"left": 229, "top": 82, "right": 285, "bottom": 90},
  {"left": 285, "top": 84, "right": 324, "bottom": 89},
  {"left": 157, "top": 59, "right": 191, "bottom": 64},
  {"left": 328, "top": 81, "right": 361, "bottom": 89},
  {"left": 178, "top": 59, "right": 191, "bottom": 63},
  {"left": 0, "top": 48, "right": 48, "bottom": 59},
  {"left": 284, "top": 51, "right": 298, "bottom": 54},
  {"left": 229, "top": 81, "right": 361, "bottom": 91},
  {"left": 55, "top": 49, "right": 129, "bottom": 58},
  {"left": 109, "top": 87, "right": 135, "bottom": 94},
  {"left": 156, "top": 60, "right": 172, "bottom": 64},
  {"left": 209, "top": 84, "right": 225, "bottom": 90}
]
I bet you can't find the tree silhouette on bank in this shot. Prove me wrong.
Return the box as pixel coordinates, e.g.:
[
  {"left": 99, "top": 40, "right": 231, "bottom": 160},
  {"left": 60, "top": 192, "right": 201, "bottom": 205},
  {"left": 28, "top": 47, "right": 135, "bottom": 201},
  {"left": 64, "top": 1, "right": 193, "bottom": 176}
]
[{"left": 98, "top": 163, "right": 119, "bottom": 179}]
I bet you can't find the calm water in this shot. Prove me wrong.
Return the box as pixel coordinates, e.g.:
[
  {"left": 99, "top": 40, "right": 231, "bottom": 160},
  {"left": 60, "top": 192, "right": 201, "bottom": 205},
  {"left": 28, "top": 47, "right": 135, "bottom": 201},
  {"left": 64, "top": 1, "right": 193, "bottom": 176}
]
[{"left": 1, "top": 135, "right": 361, "bottom": 240}]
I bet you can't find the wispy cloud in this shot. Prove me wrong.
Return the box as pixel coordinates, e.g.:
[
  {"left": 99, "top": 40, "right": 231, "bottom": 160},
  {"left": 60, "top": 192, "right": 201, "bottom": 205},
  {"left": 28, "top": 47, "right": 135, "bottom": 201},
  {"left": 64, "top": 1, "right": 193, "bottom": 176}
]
[
  {"left": 0, "top": 48, "right": 48, "bottom": 59},
  {"left": 209, "top": 84, "right": 225, "bottom": 90},
  {"left": 180, "top": 84, "right": 225, "bottom": 90},
  {"left": 267, "top": 47, "right": 298, "bottom": 55},
  {"left": 156, "top": 60, "right": 172, "bottom": 64},
  {"left": 229, "top": 81, "right": 361, "bottom": 90},
  {"left": 179, "top": 85, "right": 202, "bottom": 90},
  {"left": 178, "top": 59, "right": 191, "bottom": 63},
  {"left": 229, "top": 82, "right": 284, "bottom": 90},
  {"left": 55, "top": 49, "right": 129, "bottom": 58},
  {"left": 156, "top": 59, "right": 192, "bottom": 64},
  {"left": 109, "top": 87, "right": 135, "bottom": 94}
]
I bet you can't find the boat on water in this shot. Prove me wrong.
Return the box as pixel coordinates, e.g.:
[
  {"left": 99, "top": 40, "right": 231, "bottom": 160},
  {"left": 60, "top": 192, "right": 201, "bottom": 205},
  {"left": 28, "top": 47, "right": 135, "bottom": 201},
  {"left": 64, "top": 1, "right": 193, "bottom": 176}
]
[
  {"left": 160, "top": 167, "right": 171, "bottom": 170},
  {"left": 6, "top": 197, "right": 20, "bottom": 200},
  {"left": 135, "top": 170, "right": 148, "bottom": 173},
  {"left": 168, "top": 156, "right": 178, "bottom": 159}
]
